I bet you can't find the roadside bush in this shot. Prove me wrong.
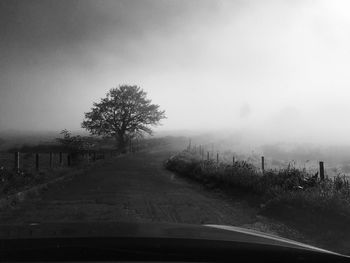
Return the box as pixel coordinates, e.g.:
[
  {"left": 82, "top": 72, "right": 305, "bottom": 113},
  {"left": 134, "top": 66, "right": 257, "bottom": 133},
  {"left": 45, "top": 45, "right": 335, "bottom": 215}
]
[
  {"left": 165, "top": 150, "right": 350, "bottom": 224},
  {"left": 166, "top": 151, "right": 260, "bottom": 191}
]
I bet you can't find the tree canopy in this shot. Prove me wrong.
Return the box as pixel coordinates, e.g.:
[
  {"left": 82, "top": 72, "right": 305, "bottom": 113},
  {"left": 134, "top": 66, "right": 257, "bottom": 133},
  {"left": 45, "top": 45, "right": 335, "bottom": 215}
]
[{"left": 82, "top": 85, "right": 166, "bottom": 151}]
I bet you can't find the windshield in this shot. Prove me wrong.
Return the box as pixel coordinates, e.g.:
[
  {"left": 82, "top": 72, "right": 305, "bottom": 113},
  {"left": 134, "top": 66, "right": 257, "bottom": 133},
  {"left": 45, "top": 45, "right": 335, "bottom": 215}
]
[{"left": 1, "top": 0, "right": 350, "bottom": 258}]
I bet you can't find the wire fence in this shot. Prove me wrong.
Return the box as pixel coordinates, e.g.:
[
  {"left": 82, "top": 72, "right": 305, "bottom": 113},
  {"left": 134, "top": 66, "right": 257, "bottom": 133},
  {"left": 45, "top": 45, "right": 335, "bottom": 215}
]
[
  {"left": 0, "top": 151, "right": 115, "bottom": 173},
  {"left": 187, "top": 142, "right": 350, "bottom": 181}
]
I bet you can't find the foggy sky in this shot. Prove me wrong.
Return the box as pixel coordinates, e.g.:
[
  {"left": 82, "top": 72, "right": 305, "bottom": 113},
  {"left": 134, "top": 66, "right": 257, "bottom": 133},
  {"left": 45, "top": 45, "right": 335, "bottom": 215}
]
[{"left": 1, "top": 0, "right": 350, "bottom": 145}]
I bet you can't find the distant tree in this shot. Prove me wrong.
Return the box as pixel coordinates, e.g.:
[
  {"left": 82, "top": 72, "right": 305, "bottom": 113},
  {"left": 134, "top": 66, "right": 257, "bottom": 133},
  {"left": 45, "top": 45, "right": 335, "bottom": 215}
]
[{"left": 81, "top": 85, "right": 166, "bottom": 152}]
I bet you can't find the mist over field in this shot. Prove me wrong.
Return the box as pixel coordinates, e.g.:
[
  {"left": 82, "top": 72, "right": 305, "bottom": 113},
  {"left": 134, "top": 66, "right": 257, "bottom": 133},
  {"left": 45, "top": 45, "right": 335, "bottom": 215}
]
[
  {"left": 2, "top": 0, "right": 350, "bottom": 159},
  {"left": 3, "top": 2, "right": 350, "bottom": 257}
]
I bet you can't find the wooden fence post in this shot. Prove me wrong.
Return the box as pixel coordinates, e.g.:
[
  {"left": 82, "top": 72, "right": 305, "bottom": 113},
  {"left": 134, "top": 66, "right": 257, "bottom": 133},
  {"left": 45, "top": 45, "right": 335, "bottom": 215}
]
[
  {"left": 319, "top": 161, "right": 324, "bottom": 181},
  {"left": 35, "top": 153, "right": 39, "bottom": 171},
  {"left": 14, "top": 152, "right": 20, "bottom": 172},
  {"left": 67, "top": 154, "right": 71, "bottom": 166},
  {"left": 49, "top": 152, "right": 53, "bottom": 168},
  {"left": 232, "top": 155, "right": 235, "bottom": 176},
  {"left": 59, "top": 152, "right": 63, "bottom": 166},
  {"left": 261, "top": 156, "right": 265, "bottom": 174}
]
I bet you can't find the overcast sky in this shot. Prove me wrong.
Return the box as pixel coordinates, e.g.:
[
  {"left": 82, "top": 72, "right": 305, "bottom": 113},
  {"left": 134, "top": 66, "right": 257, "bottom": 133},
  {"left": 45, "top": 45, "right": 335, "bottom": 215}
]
[{"left": 1, "top": 0, "right": 350, "bottom": 145}]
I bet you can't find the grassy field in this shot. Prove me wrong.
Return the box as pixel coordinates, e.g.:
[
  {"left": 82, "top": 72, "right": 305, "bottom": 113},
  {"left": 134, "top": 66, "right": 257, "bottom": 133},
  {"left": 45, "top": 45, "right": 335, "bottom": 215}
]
[
  {"left": 0, "top": 152, "right": 71, "bottom": 171},
  {"left": 165, "top": 149, "right": 350, "bottom": 247},
  {"left": 183, "top": 140, "right": 350, "bottom": 179},
  {"left": 0, "top": 136, "right": 187, "bottom": 199},
  {"left": 0, "top": 152, "right": 105, "bottom": 198}
]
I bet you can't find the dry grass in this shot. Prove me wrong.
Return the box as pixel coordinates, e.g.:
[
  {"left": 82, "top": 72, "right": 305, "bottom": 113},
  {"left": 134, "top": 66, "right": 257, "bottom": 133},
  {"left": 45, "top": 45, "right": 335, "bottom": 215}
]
[{"left": 165, "top": 150, "right": 350, "bottom": 224}]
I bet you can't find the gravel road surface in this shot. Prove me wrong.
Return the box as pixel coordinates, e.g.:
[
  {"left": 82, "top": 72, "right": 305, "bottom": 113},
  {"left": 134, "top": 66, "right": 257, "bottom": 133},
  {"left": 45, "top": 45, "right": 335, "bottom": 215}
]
[{"left": 0, "top": 146, "right": 310, "bottom": 245}]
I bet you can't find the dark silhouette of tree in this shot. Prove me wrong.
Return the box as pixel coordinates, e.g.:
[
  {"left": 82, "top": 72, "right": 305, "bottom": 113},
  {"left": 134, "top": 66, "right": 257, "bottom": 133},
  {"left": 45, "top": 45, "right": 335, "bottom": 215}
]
[{"left": 82, "top": 85, "right": 166, "bottom": 152}]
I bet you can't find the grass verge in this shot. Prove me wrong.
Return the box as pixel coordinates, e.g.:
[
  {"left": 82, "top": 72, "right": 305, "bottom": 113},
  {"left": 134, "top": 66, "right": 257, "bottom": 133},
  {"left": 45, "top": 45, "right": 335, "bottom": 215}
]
[{"left": 165, "top": 150, "right": 350, "bottom": 253}]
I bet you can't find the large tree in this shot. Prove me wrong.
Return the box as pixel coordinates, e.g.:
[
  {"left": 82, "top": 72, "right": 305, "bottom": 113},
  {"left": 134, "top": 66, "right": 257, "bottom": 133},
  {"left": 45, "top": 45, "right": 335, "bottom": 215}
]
[{"left": 82, "top": 85, "right": 166, "bottom": 152}]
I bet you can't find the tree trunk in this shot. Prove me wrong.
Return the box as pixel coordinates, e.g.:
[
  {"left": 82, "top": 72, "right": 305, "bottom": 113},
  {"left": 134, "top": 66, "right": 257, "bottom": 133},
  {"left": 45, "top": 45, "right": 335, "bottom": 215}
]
[{"left": 117, "top": 134, "right": 127, "bottom": 153}]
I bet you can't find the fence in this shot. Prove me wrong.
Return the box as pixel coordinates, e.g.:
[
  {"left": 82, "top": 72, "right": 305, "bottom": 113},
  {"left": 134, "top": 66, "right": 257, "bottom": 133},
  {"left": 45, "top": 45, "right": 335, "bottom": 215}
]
[
  {"left": 186, "top": 142, "right": 350, "bottom": 181},
  {"left": 0, "top": 144, "right": 147, "bottom": 196},
  {"left": 0, "top": 135, "right": 162, "bottom": 173},
  {"left": 0, "top": 150, "right": 117, "bottom": 173}
]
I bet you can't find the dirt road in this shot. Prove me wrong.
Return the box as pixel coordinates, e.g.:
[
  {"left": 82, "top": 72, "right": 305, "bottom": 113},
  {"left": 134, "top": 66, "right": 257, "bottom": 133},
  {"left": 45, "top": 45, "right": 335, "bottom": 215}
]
[{"left": 0, "top": 146, "right": 310, "bottom": 244}]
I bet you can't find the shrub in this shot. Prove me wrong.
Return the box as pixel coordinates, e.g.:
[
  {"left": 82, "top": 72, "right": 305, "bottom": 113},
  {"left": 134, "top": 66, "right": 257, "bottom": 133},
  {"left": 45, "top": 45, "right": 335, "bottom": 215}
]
[{"left": 165, "top": 150, "right": 350, "bottom": 223}]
